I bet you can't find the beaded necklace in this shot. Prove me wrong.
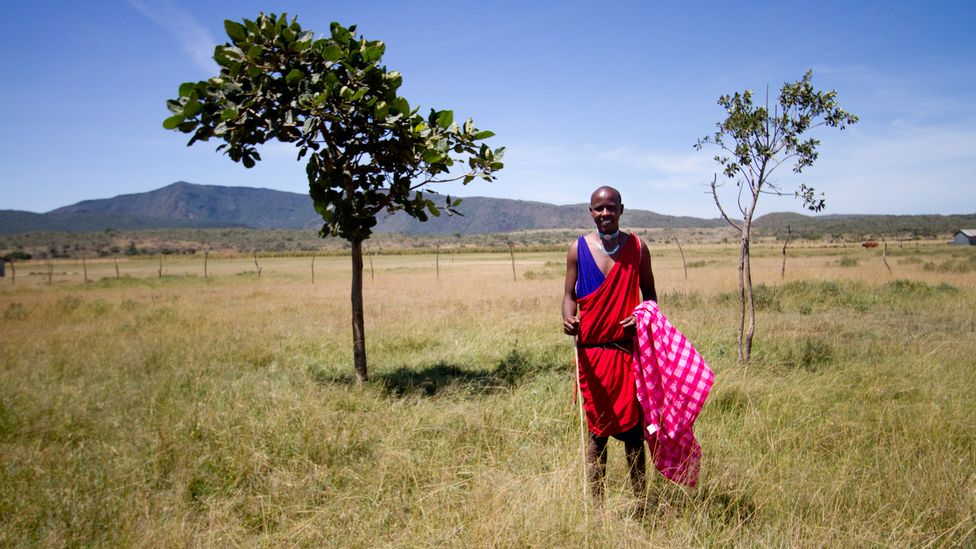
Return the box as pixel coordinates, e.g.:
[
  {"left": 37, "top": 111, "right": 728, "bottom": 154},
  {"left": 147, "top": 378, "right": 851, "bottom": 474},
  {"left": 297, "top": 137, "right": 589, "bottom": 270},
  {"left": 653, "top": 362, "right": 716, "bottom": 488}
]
[{"left": 596, "top": 230, "right": 623, "bottom": 255}]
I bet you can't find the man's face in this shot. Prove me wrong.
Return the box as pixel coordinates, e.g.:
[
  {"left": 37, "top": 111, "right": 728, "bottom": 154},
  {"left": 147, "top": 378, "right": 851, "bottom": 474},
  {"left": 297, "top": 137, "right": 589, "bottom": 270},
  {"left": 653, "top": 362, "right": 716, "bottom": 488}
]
[{"left": 589, "top": 190, "right": 623, "bottom": 234}]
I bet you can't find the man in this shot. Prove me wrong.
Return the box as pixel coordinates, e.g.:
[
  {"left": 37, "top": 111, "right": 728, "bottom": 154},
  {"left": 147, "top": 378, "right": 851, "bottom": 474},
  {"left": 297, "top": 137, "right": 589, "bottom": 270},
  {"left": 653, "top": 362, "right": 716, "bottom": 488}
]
[{"left": 562, "top": 186, "right": 656, "bottom": 504}]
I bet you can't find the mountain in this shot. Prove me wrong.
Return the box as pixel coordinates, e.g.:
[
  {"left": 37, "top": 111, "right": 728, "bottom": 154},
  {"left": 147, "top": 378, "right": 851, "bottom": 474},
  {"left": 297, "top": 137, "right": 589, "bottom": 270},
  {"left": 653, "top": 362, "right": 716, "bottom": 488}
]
[
  {"left": 1, "top": 182, "right": 723, "bottom": 235},
  {"left": 49, "top": 181, "right": 318, "bottom": 230},
  {"left": 3, "top": 182, "right": 973, "bottom": 237}
]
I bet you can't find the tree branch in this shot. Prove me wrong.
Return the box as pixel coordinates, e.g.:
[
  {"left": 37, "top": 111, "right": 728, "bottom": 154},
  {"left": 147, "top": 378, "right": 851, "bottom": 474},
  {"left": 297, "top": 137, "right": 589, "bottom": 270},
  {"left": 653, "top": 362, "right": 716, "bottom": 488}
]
[{"left": 711, "top": 174, "right": 743, "bottom": 233}]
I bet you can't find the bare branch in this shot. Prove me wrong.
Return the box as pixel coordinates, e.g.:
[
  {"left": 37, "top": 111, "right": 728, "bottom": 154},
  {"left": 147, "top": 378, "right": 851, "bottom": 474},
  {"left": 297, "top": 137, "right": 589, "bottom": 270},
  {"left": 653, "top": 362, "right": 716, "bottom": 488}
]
[{"left": 711, "top": 174, "right": 743, "bottom": 233}]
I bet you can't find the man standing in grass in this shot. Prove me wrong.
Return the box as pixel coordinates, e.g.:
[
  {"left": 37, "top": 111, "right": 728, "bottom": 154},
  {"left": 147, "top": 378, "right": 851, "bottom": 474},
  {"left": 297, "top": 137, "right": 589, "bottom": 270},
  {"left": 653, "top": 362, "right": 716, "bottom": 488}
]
[{"left": 562, "top": 186, "right": 657, "bottom": 504}]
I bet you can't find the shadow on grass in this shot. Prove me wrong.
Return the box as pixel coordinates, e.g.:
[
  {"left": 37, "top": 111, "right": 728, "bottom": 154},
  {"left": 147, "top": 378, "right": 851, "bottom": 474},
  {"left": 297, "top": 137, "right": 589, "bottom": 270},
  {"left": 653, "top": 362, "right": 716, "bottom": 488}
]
[
  {"left": 376, "top": 362, "right": 506, "bottom": 397},
  {"left": 308, "top": 347, "right": 560, "bottom": 398}
]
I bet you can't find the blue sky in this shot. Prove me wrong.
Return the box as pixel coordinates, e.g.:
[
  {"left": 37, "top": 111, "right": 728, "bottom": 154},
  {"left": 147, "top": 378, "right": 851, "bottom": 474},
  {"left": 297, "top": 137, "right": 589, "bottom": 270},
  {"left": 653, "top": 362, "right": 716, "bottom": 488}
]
[{"left": 2, "top": 0, "right": 974, "bottom": 218}]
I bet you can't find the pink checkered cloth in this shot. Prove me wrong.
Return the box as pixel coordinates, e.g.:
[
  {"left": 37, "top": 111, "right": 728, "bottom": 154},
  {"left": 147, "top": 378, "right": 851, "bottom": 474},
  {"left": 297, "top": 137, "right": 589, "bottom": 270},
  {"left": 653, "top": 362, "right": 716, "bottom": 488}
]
[{"left": 632, "top": 300, "right": 714, "bottom": 486}]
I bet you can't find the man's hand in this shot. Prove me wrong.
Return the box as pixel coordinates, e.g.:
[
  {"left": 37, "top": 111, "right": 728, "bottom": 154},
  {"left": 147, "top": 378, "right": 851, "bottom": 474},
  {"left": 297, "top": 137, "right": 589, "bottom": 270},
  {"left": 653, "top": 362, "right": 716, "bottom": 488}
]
[
  {"left": 563, "top": 316, "right": 580, "bottom": 336},
  {"left": 619, "top": 314, "right": 637, "bottom": 332}
]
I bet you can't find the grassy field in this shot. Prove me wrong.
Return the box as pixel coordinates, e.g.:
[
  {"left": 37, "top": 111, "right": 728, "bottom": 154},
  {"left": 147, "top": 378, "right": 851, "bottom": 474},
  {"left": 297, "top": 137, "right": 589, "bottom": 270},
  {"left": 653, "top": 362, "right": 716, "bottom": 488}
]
[{"left": 1, "top": 240, "right": 975, "bottom": 546}]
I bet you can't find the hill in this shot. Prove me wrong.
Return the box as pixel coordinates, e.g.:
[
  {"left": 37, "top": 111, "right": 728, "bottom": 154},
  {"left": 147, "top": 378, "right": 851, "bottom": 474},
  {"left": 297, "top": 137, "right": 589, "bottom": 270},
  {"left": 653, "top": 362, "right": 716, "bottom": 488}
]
[
  {"left": 1, "top": 182, "right": 723, "bottom": 235},
  {"left": 2, "top": 182, "right": 973, "bottom": 238}
]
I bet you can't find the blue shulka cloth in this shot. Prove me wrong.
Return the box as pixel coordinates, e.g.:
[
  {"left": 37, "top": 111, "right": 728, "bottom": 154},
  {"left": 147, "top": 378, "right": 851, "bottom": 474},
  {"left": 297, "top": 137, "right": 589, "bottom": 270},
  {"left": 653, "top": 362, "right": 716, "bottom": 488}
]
[{"left": 576, "top": 235, "right": 605, "bottom": 299}]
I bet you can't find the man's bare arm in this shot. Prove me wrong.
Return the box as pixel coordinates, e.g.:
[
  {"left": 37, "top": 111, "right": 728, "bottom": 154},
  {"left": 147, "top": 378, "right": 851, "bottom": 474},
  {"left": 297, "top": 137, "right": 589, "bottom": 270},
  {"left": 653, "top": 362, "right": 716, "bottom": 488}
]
[
  {"left": 639, "top": 240, "right": 656, "bottom": 302},
  {"left": 562, "top": 240, "right": 580, "bottom": 335}
]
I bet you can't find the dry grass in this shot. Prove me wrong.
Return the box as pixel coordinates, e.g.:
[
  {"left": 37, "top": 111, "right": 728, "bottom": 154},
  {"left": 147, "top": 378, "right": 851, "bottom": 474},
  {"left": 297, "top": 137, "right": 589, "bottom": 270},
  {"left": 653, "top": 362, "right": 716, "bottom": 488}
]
[{"left": 1, "top": 241, "right": 975, "bottom": 546}]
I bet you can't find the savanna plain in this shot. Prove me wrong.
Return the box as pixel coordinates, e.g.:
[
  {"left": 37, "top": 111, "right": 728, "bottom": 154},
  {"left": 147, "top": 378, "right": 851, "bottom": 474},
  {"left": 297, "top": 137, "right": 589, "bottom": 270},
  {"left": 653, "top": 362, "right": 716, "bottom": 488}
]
[{"left": 1, "top": 240, "right": 974, "bottom": 547}]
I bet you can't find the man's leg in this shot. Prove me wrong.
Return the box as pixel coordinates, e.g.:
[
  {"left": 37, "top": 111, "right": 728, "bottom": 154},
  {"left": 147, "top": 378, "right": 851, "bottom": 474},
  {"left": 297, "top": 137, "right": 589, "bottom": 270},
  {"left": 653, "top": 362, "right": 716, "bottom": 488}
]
[
  {"left": 587, "top": 432, "right": 609, "bottom": 502},
  {"left": 620, "top": 424, "right": 647, "bottom": 501}
]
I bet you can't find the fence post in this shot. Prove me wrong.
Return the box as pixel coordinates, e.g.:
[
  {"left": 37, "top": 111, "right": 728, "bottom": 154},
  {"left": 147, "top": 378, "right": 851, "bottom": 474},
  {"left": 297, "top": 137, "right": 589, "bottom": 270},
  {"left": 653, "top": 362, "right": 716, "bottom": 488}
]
[
  {"left": 158, "top": 254, "right": 163, "bottom": 278},
  {"left": 204, "top": 251, "right": 209, "bottom": 281},
  {"left": 82, "top": 254, "right": 89, "bottom": 284},
  {"left": 311, "top": 255, "right": 315, "bottom": 284},
  {"left": 114, "top": 257, "right": 120, "bottom": 279},
  {"left": 781, "top": 225, "right": 792, "bottom": 279},
  {"left": 436, "top": 242, "right": 440, "bottom": 281},
  {"left": 253, "top": 252, "right": 262, "bottom": 278},
  {"left": 673, "top": 234, "right": 688, "bottom": 281},
  {"left": 508, "top": 241, "right": 516, "bottom": 281},
  {"left": 882, "top": 237, "right": 892, "bottom": 273}
]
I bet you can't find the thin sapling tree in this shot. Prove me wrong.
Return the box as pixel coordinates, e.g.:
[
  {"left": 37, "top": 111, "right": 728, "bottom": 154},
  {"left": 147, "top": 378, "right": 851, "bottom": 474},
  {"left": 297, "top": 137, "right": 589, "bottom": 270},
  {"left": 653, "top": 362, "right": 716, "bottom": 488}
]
[{"left": 695, "top": 70, "right": 857, "bottom": 362}]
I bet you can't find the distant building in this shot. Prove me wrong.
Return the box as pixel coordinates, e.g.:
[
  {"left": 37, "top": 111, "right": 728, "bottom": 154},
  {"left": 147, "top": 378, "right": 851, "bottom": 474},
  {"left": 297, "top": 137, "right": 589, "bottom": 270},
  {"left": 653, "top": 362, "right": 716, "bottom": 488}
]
[{"left": 954, "top": 230, "right": 976, "bottom": 245}]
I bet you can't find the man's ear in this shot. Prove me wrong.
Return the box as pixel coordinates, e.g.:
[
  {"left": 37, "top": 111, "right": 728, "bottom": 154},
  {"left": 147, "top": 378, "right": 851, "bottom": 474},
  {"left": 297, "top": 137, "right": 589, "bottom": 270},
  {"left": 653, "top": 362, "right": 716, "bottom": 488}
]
[{"left": 620, "top": 203, "right": 625, "bottom": 215}]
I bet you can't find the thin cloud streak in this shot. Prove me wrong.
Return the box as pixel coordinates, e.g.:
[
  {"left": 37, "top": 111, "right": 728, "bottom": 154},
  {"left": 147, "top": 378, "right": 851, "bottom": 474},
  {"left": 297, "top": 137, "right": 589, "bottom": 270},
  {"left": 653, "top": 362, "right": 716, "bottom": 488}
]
[{"left": 124, "top": 0, "right": 217, "bottom": 74}]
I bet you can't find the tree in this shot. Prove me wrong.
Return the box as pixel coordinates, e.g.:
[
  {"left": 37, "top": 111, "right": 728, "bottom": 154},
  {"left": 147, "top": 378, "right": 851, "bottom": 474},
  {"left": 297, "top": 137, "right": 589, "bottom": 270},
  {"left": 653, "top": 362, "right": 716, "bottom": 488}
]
[
  {"left": 694, "top": 70, "right": 857, "bottom": 362},
  {"left": 164, "top": 13, "right": 504, "bottom": 382}
]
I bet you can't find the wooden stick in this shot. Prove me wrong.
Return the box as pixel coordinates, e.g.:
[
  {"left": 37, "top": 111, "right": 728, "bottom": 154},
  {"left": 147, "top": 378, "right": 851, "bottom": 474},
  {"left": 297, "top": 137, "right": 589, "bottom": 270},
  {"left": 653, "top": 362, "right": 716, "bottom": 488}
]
[
  {"left": 114, "top": 257, "right": 120, "bottom": 279},
  {"left": 82, "top": 254, "right": 88, "bottom": 284},
  {"left": 574, "top": 337, "right": 589, "bottom": 517},
  {"left": 47, "top": 261, "right": 53, "bottom": 285},
  {"left": 158, "top": 254, "right": 163, "bottom": 278},
  {"left": 253, "top": 252, "right": 262, "bottom": 278},
  {"left": 311, "top": 255, "right": 316, "bottom": 284},
  {"left": 435, "top": 242, "right": 440, "bottom": 281},
  {"left": 204, "top": 251, "right": 209, "bottom": 281},
  {"left": 9, "top": 258, "right": 14, "bottom": 284}
]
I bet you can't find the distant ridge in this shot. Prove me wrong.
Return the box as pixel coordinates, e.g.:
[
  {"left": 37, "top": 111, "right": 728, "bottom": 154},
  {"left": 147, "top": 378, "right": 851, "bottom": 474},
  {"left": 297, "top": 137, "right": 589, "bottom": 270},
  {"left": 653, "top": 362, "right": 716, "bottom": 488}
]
[
  {"left": 1, "top": 182, "right": 723, "bottom": 235},
  {"left": 2, "top": 182, "right": 973, "bottom": 236}
]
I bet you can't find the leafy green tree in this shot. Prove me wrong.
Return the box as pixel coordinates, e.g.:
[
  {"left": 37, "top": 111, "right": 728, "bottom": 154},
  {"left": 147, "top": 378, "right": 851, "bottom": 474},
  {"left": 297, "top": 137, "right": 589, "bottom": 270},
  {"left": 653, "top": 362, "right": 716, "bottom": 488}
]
[
  {"left": 695, "top": 70, "right": 857, "bottom": 362},
  {"left": 164, "top": 13, "right": 504, "bottom": 382}
]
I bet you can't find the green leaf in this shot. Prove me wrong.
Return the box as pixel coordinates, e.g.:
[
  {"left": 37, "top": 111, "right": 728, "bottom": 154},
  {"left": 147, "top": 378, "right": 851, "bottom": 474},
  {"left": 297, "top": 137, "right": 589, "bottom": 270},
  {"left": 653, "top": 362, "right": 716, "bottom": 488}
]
[
  {"left": 162, "top": 114, "right": 185, "bottom": 130},
  {"left": 421, "top": 149, "right": 445, "bottom": 163},
  {"left": 183, "top": 99, "right": 201, "bottom": 117},
  {"left": 220, "top": 108, "right": 238, "bottom": 121},
  {"left": 436, "top": 110, "right": 453, "bottom": 129},
  {"left": 374, "top": 100, "right": 388, "bottom": 120},
  {"left": 472, "top": 130, "right": 495, "bottom": 140},
  {"left": 247, "top": 45, "right": 263, "bottom": 59},
  {"left": 351, "top": 87, "right": 367, "bottom": 101},
  {"left": 224, "top": 20, "right": 247, "bottom": 42},
  {"left": 321, "top": 44, "right": 343, "bottom": 62},
  {"left": 286, "top": 69, "right": 305, "bottom": 85},
  {"left": 178, "top": 82, "right": 195, "bottom": 97}
]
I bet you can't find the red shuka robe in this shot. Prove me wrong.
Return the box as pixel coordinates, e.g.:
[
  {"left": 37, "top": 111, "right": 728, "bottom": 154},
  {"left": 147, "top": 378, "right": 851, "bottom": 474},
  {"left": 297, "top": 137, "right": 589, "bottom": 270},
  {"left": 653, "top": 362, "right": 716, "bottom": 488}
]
[{"left": 576, "top": 234, "right": 642, "bottom": 437}]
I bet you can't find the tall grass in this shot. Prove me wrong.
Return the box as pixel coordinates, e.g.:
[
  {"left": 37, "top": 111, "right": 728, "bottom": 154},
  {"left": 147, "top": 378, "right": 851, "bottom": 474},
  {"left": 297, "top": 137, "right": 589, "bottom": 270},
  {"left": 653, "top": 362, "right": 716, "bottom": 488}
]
[{"left": 1, "top": 245, "right": 974, "bottom": 546}]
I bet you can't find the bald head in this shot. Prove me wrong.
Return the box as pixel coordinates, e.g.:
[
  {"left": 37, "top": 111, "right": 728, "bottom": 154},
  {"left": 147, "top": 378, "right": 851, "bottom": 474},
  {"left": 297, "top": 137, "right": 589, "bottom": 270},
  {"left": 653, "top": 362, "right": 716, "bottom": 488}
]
[{"left": 591, "top": 186, "right": 622, "bottom": 206}]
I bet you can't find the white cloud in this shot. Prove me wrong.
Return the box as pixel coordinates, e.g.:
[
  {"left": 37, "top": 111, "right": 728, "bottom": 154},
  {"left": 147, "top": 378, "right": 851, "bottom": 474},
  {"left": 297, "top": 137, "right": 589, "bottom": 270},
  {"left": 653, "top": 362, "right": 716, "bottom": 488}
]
[{"left": 125, "top": 0, "right": 217, "bottom": 73}]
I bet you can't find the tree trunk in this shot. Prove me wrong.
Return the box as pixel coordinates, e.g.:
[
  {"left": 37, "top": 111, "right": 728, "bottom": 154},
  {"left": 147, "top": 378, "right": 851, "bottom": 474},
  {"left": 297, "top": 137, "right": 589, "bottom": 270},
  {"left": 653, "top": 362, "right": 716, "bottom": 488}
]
[
  {"left": 742, "top": 232, "right": 755, "bottom": 362},
  {"left": 736, "top": 236, "right": 746, "bottom": 362},
  {"left": 350, "top": 239, "right": 368, "bottom": 383}
]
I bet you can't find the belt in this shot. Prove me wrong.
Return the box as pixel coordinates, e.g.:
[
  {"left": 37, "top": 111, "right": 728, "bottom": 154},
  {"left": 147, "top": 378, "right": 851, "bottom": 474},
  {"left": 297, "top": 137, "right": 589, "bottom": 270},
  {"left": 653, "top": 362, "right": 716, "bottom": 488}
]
[{"left": 577, "top": 338, "right": 633, "bottom": 351}]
